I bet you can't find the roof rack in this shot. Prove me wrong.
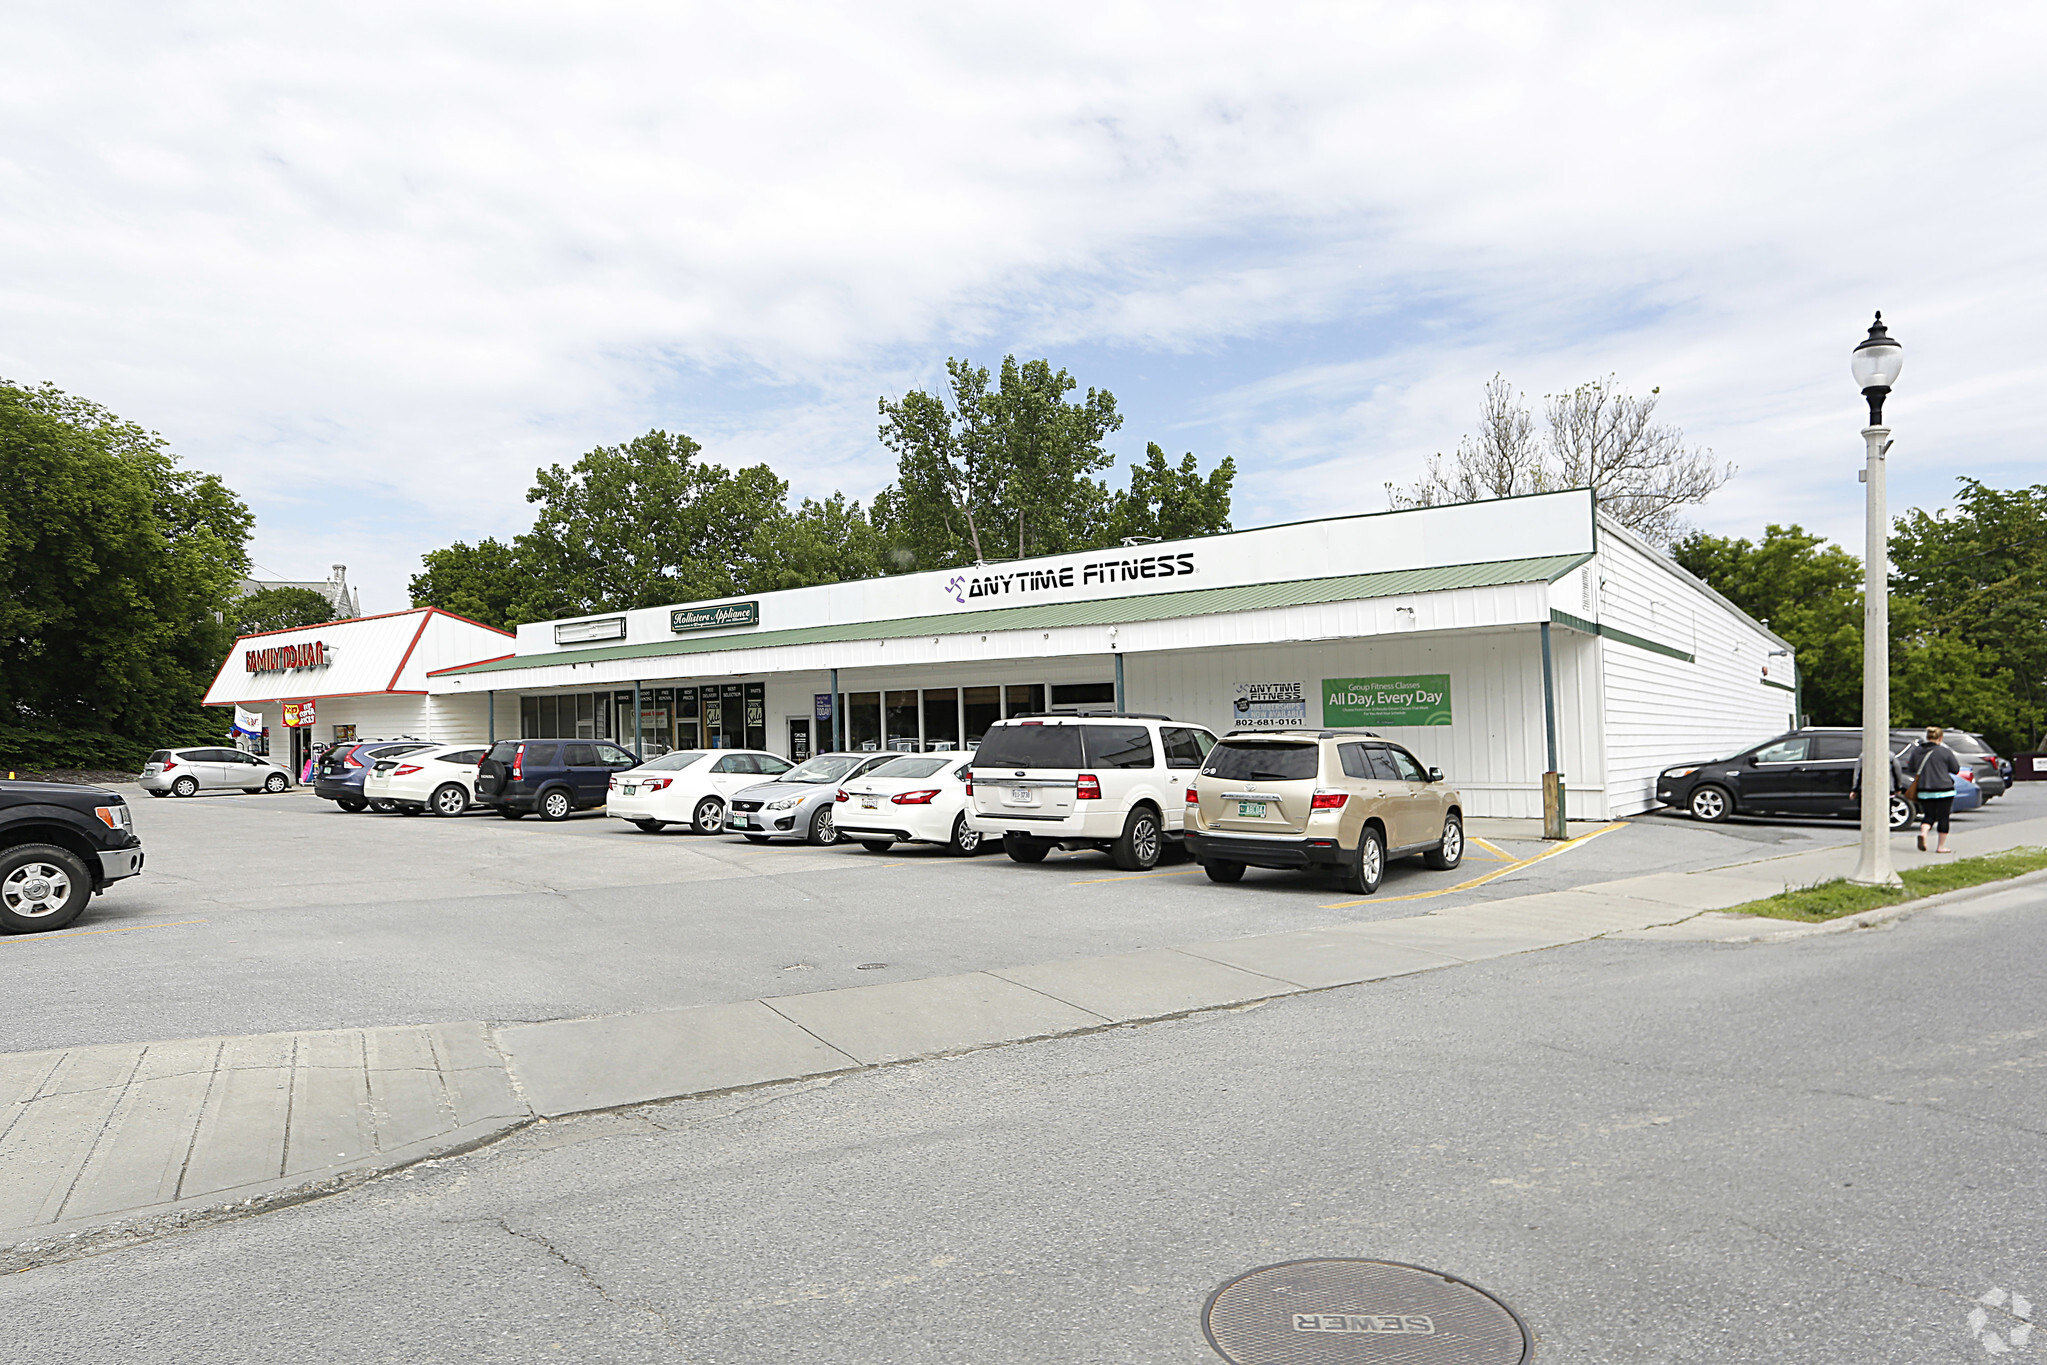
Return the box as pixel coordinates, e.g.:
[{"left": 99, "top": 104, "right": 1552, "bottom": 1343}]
[
  {"left": 1004, "top": 711, "right": 1175, "bottom": 722},
  {"left": 1220, "top": 728, "right": 1382, "bottom": 740}
]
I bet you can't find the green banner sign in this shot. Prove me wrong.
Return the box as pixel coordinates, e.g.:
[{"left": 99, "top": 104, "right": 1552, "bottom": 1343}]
[
  {"left": 1322, "top": 675, "right": 1453, "bottom": 727},
  {"left": 670, "top": 601, "right": 759, "bottom": 633}
]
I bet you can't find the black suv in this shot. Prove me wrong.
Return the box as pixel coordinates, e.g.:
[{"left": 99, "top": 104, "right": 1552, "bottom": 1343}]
[
  {"left": 314, "top": 740, "right": 434, "bottom": 812},
  {"left": 1656, "top": 728, "right": 1913, "bottom": 830},
  {"left": 476, "top": 739, "right": 640, "bottom": 821},
  {"left": 1, "top": 778, "right": 146, "bottom": 933}
]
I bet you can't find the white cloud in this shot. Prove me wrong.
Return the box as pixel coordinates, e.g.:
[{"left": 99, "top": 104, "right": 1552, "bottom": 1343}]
[{"left": 2, "top": 1, "right": 2042, "bottom": 607}]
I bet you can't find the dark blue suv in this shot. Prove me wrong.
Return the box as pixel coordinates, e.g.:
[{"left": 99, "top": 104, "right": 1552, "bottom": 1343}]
[
  {"left": 476, "top": 739, "right": 640, "bottom": 821},
  {"left": 314, "top": 740, "right": 434, "bottom": 813}
]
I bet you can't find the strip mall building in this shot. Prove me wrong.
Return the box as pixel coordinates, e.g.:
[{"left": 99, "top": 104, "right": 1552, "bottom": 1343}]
[{"left": 408, "top": 490, "right": 1797, "bottom": 820}]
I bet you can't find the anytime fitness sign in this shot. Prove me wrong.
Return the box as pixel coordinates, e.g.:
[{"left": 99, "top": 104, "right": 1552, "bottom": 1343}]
[
  {"left": 245, "top": 640, "right": 331, "bottom": 673},
  {"left": 944, "top": 550, "right": 1197, "bottom": 605}
]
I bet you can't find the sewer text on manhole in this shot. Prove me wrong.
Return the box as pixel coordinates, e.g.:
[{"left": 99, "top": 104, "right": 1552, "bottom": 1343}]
[{"left": 1203, "top": 1259, "right": 1532, "bottom": 1364}]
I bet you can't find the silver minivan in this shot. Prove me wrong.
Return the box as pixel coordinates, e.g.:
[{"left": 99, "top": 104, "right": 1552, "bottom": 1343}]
[{"left": 139, "top": 747, "right": 294, "bottom": 798}]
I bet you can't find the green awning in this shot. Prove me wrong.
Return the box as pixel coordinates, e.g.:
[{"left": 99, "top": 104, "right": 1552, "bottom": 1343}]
[{"left": 433, "top": 552, "right": 1591, "bottom": 678}]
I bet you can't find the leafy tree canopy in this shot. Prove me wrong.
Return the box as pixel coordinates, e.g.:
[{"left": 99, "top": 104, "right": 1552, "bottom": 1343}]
[
  {"left": 234, "top": 586, "right": 337, "bottom": 637},
  {"left": 0, "top": 379, "right": 251, "bottom": 763},
  {"left": 409, "top": 537, "right": 524, "bottom": 631},
  {"left": 1672, "top": 525, "right": 1862, "bottom": 726}
]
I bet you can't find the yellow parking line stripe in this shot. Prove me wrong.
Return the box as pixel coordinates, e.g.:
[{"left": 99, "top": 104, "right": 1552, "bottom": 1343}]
[
  {"left": 1472, "top": 837, "right": 1513, "bottom": 860},
  {"left": 1071, "top": 867, "right": 1209, "bottom": 885},
  {"left": 6, "top": 918, "right": 209, "bottom": 944},
  {"left": 1319, "top": 821, "right": 1626, "bottom": 909}
]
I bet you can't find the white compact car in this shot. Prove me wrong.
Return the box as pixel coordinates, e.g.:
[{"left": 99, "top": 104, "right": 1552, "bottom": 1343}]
[
  {"left": 139, "top": 747, "right": 295, "bottom": 797},
  {"left": 361, "top": 744, "right": 489, "bottom": 816},
  {"left": 833, "top": 754, "right": 985, "bottom": 855},
  {"left": 607, "top": 749, "right": 793, "bottom": 833},
  {"left": 967, "top": 714, "right": 1217, "bottom": 870}
]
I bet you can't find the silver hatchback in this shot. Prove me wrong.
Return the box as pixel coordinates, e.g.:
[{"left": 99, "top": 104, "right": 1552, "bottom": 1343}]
[
  {"left": 726, "top": 752, "right": 901, "bottom": 843},
  {"left": 139, "top": 747, "right": 295, "bottom": 798}
]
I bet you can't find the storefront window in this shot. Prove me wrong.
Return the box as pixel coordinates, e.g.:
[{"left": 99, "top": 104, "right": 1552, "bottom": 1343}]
[
  {"left": 922, "top": 689, "right": 960, "bottom": 751},
  {"left": 1004, "top": 684, "right": 1045, "bottom": 718},
  {"left": 963, "top": 687, "right": 1001, "bottom": 745},
  {"left": 885, "top": 690, "right": 920, "bottom": 750},
  {"left": 1051, "top": 682, "right": 1116, "bottom": 710},
  {"left": 575, "top": 693, "right": 595, "bottom": 739},
  {"left": 844, "top": 692, "right": 881, "bottom": 751}
]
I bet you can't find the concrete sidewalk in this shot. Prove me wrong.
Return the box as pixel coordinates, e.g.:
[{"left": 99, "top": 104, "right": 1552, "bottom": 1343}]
[{"left": 9, "top": 813, "right": 2044, "bottom": 1266}]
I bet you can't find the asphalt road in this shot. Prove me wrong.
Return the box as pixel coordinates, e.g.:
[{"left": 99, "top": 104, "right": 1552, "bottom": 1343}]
[
  {"left": 8, "top": 784, "right": 2042, "bottom": 1053},
  {"left": 7, "top": 867, "right": 2042, "bottom": 1362}
]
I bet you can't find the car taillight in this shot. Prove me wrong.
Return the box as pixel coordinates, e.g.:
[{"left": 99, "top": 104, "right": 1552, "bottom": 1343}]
[
  {"left": 392, "top": 764, "right": 423, "bottom": 776},
  {"left": 964, "top": 779, "right": 972, "bottom": 795},
  {"left": 1311, "top": 791, "right": 1349, "bottom": 810},
  {"left": 161, "top": 760, "right": 178, "bottom": 771},
  {"left": 1076, "top": 773, "right": 1102, "bottom": 800},
  {"left": 345, "top": 751, "right": 365, "bottom": 768},
  {"left": 642, "top": 777, "right": 673, "bottom": 791},
  {"left": 1184, "top": 786, "right": 1199, "bottom": 804},
  {"left": 512, "top": 744, "right": 524, "bottom": 780},
  {"left": 891, "top": 789, "right": 941, "bottom": 805},
  {"left": 836, "top": 790, "right": 850, "bottom": 802}
]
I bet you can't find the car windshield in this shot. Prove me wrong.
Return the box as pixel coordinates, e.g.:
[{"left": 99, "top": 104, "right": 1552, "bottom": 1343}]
[
  {"left": 780, "top": 755, "right": 867, "bottom": 783},
  {"left": 635, "top": 750, "right": 708, "bottom": 771},
  {"left": 1203, "top": 742, "right": 1319, "bottom": 782},
  {"left": 867, "top": 756, "right": 951, "bottom": 779}
]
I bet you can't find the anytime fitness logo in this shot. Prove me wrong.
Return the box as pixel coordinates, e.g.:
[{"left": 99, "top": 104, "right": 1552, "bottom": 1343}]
[{"left": 944, "top": 550, "right": 1196, "bottom": 605}]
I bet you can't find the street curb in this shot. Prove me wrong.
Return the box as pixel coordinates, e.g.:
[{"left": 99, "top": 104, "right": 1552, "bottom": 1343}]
[{"left": 1732, "top": 866, "right": 2047, "bottom": 942}]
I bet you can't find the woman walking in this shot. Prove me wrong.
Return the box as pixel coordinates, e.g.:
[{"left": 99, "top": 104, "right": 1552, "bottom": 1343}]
[{"left": 1906, "top": 725, "right": 1962, "bottom": 854}]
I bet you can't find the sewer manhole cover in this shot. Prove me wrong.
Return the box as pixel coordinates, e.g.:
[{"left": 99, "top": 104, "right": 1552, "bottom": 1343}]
[{"left": 1203, "top": 1259, "right": 1531, "bottom": 1364}]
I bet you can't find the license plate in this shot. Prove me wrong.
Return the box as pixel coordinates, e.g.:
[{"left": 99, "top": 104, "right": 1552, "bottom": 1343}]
[
  {"left": 1236, "top": 801, "right": 1267, "bottom": 818},
  {"left": 622, "top": 784, "right": 636, "bottom": 795},
  {"left": 1009, "top": 787, "right": 1034, "bottom": 803},
  {"left": 861, "top": 799, "right": 878, "bottom": 810},
  {"left": 730, "top": 814, "right": 749, "bottom": 827}
]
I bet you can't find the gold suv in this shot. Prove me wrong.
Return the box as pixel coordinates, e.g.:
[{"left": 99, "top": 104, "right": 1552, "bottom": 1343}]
[{"left": 1184, "top": 729, "right": 1463, "bottom": 894}]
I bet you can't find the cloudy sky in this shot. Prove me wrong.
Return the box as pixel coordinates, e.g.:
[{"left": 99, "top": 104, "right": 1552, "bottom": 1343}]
[{"left": 3, "top": 2, "right": 2041, "bottom": 611}]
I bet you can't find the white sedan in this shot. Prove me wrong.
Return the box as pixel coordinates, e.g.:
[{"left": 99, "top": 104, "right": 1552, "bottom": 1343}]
[
  {"left": 361, "top": 744, "right": 489, "bottom": 816},
  {"left": 608, "top": 749, "right": 793, "bottom": 834},
  {"left": 833, "top": 755, "right": 986, "bottom": 855}
]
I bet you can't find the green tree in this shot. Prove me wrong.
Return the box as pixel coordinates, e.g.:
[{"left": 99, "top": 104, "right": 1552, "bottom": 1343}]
[
  {"left": 514, "top": 429, "right": 791, "bottom": 617},
  {"left": 1889, "top": 478, "right": 2047, "bottom": 753},
  {"left": 234, "top": 586, "right": 337, "bottom": 637},
  {"left": 875, "top": 356, "right": 1122, "bottom": 568},
  {"left": 0, "top": 379, "right": 251, "bottom": 763},
  {"left": 409, "top": 537, "right": 524, "bottom": 629},
  {"left": 744, "top": 493, "right": 892, "bottom": 594},
  {"left": 1672, "top": 524, "right": 1862, "bottom": 725},
  {"left": 1105, "top": 442, "right": 1236, "bottom": 544}
]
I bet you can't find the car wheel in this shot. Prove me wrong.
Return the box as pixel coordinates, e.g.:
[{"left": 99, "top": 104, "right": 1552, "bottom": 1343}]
[
  {"left": 264, "top": 773, "right": 289, "bottom": 793},
  {"left": 1003, "top": 833, "right": 1049, "bottom": 864},
  {"left": 806, "top": 804, "right": 839, "bottom": 846},
  {"left": 498, "top": 808, "right": 527, "bottom": 820},
  {"left": 691, "top": 797, "right": 725, "bottom": 834},
  {"left": 0, "top": 844, "right": 92, "bottom": 933},
  {"left": 744, "top": 833, "right": 771, "bottom": 844},
  {"left": 172, "top": 776, "right": 198, "bottom": 798},
  {"left": 631, "top": 819, "right": 666, "bottom": 833},
  {"left": 1889, "top": 794, "right": 1914, "bottom": 831},
  {"left": 1110, "top": 805, "right": 1162, "bottom": 871},
  {"left": 430, "top": 783, "right": 469, "bottom": 817},
  {"left": 336, "top": 798, "right": 368, "bottom": 813},
  {"left": 370, "top": 799, "right": 402, "bottom": 814},
  {"left": 1424, "top": 813, "right": 1464, "bottom": 870},
  {"left": 1203, "top": 858, "right": 1245, "bottom": 884},
  {"left": 1688, "top": 784, "right": 1733, "bottom": 823},
  {"left": 538, "top": 789, "right": 574, "bottom": 822},
  {"left": 860, "top": 839, "right": 894, "bottom": 853},
  {"left": 1339, "top": 825, "right": 1386, "bottom": 896},
  {"left": 946, "top": 814, "right": 983, "bottom": 856}
]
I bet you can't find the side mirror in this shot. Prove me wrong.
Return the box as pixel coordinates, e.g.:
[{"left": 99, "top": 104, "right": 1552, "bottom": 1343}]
[
  {"left": 1745, "top": 754, "right": 1760, "bottom": 766},
  {"left": 1428, "top": 767, "right": 1444, "bottom": 783}
]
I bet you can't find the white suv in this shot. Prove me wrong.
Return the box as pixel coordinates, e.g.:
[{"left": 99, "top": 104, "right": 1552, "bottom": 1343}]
[{"left": 967, "top": 713, "right": 1216, "bottom": 870}]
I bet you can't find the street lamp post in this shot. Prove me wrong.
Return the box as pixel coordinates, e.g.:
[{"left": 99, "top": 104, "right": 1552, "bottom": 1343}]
[{"left": 1849, "top": 312, "right": 1905, "bottom": 887}]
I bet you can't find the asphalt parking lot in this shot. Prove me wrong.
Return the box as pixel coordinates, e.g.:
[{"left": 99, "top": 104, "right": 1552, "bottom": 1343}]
[{"left": 9, "top": 782, "right": 2042, "bottom": 1053}]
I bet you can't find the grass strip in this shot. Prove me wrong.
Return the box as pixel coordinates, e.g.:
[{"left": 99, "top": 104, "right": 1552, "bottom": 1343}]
[{"left": 1728, "top": 846, "right": 2047, "bottom": 922}]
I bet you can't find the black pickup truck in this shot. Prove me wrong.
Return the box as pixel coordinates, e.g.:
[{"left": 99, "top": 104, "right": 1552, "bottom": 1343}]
[{"left": 0, "top": 779, "right": 146, "bottom": 933}]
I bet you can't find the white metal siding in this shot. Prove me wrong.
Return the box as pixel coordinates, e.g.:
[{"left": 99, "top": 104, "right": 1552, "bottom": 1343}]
[
  {"left": 1593, "top": 523, "right": 1796, "bottom": 816},
  {"left": 427, "top": 694, "right": 491, "bottom": 744},
  {"left": 1126, "top": 627, "right": 1603, "bottom": 820}
]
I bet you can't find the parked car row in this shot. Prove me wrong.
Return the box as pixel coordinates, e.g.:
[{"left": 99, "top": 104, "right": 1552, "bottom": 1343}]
[
  {"left": 291, "top": 713, "right": 1470, "bottom": 898},
  {"left": 1654, "top": 725, "right": 2007, "bottom": 828}
]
